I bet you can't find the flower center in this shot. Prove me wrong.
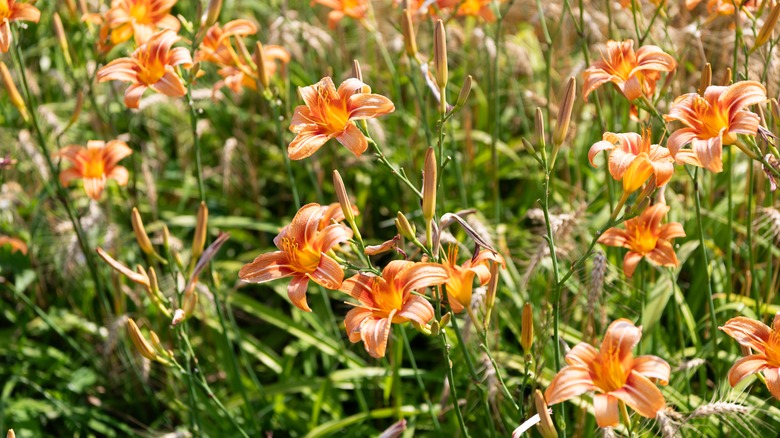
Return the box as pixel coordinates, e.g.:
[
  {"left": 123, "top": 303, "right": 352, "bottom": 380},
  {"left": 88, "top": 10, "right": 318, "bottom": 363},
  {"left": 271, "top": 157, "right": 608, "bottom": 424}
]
[
  {"left": 765, "top": 333, "right": 780, "bottom": 367},
  {"left": 590, "top": 351, "right": 629, "bottom": 393},
  {"left": 371, "top": 280, "right": 403, "bottom": 316},
  {"left": 136, "top": 54, "right": 166, "bottom": 85},
  {"left": 83, "top": 152, "right": 106, "bottom": 179},
  {"left": 281, "top": 237, "right": 320, "bottom": 273},
  {"left": 0, "top": 0, "right": 9, "bottom": 20},
  {"left": 129, "top": 0, "right": 152, "bottom": 24},
  {"left": 692, "top": 96, "right": 729, "bottom": 139},
  {"left": 630, "top": 224, "right": 658, "bottom": 255}
]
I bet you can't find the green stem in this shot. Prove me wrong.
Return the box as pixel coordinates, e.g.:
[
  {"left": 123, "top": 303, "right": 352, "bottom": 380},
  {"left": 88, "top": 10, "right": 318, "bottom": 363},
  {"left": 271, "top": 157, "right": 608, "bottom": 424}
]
[
  {"left": 366, "top": 138, "right": 422, "bottom": 198},
  {"left": 399, "top": 326, "right": 441, "bottom": 432}
]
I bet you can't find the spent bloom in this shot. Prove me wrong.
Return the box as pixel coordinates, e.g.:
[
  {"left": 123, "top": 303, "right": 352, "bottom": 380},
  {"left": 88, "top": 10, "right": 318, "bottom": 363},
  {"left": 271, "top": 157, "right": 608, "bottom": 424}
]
[
  {"left": 443, "top": 245, "right": 505, "bottom": 313},
  {"left": 97, "top": 29, "right": 192, "bottom": 108},
  {"left": 588, "top": 131, "right": 674, "bottom": 189},
  {"left": 720, "top": 314, "right": 780, "bottom": 400},
  {"left": 288, "top": 77, "right": 394, "bottom": 160},
  {"left": 598, "top": 204, "right": 685, "bottom": 277},
  {"left": 545, "top": 319, "right": 671, "bottom": 427},
  {"left": 313, "top": 0, "right": 368, "bottom": 28},
  {"left": 664, "top": 81, "right": 766, "bottom": 173},
  {"left": 0, "top": 0, "right": 41, "bottom": 53},
  {"left": 102, "top": 0, "right": 180, "bottom": 47},
  {"left": 56, "top": 140, "right": 133, "bottom": 200},
  {"left": 583, "top": 39, "right": 676, "bottom": 102},
  {"left": 341, "top": 261, "right": 448, "bottom": 358},
  {"left": 239, "top": 203, "right": 353, "bottom": 312}
]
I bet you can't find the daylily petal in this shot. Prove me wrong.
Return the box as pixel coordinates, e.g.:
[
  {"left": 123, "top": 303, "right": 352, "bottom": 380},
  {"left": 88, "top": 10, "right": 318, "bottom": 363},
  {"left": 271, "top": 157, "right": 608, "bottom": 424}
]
[
  {"left": 345, "top": 307, "right": 372, "bottom": 343},
  {"left": 307, "top": 253, "right": 344, "bottom": 290},
  {"left": 588, "top": 140, "right": 615, "bottom": 167},
  {"left": 593, "top": 394, "right": 620, "bottom": 428},
  {"left": 340, "top": 273, "right": 377, "bottom": 307},
  {"left": 347, "top": 93, "right": 395, "bottom": 120},
  {"left": 598, "top": 227, "right": 630, "bottom": 248},
  {"left": 338, "top": 77, "right": 368, "bottom": 101},
  {"left": 123, "top": 84, "right": 148, "bottom": 109},
  {"left": 335, "top": 123, "right": 369, "bottom": 157},
  {"left": 396, "top": 295, "right": 434, "bottom": 325},
  {"left": 623, "top": 251, "right": 643, "bottom": 277},
  {"left": 601, "top": 319, "right": 642, "bottom": 362},
  {"left": 313, "top": 223, "right": 353, "bottom": 252},
  {"left": 763, "top": 367, "right": 780, "bottom": 400},
  {"left": 288, "top": 126, "right": 331, "bottom": 160},
  {"left": 238, "top": 251, "right": 295, "bottom": 283},
  {"left": 632, "top": 355, "right": 671, "bottom": 384},
  {"left": 727, "top": 354, "right": 769, "bottom": 387},
  {"left": 612, "top": 371, "right": 666, "bottom": 419},
  {"left": 544, "top": 365, "right": 596, "bottom": 405},
  {"left": 397, "top": 262, "right": 449, "bottom": 296},
  {"left": 692, "top": 136, "right": 723, "bottom": 173},
  {"left": 657, "top": 222, "right": 686, "bottom": 241},
  {"left": 287, "top": 275, "right": 312, "bottom": 312},
  {"left": 360, "top": 312, "right": 395, "bottom": 358},
  {"left": 720, "top": 317, "right": 771, "bottom": 352},
  {"left": 646, "top": 240, "right": 679, "bottom": 268},
  {"left": 565, "top": 343, "right": 599, "bottom": 366}
]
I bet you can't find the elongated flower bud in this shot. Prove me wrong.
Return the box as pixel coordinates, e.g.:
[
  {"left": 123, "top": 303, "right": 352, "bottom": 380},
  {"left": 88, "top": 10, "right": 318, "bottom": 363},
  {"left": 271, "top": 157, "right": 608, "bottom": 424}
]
[
  {"left": 7, "top": 430, "right": 15, "bottom": 438},
  {"left": 192, "top": 202, "right": 208, "bottom": 262},
  {"left": 434, "top": 20, "right": 448, "bottom": 91},
  {"left": 333, "top": 170, "right": 355, "bottom": 224},
  {"left": 204, "top": 0, "right": 223, "bottom": 27},
  {"left": 552, "top": 76, "right": 576, "bottom": 147},
  {"left": 439, "top": 312, "right": 451, "bottom": 329},
  {"left": 127, "top": 318, "right": 157, "bottom": 361},
  {"left": 455, "top": 75, "right": 472, "bottom": 108},
  {"left": 396, "top": 212, "right": 416, "bottom": 240},
  {"left": 422, "top": 148, "right": 437, "bottom": 222},
  {"left": 131, "top": 207, "right": 154, "bottom": 255},
  {"left": 0, "top": 62, "right": 29, "bottom": 122},
  {"left": 53, "top": 13, "right": 72, "bottom": 67},
  {"left": 535, "top": 107, "right": 546, "bottom": 149},
  {"left": 401, "top": 9, "right": 418, "bottom": 58},
  {"left": 352, "top": 59, "right": 363, "bottom": 82},
  {"left": 534, "top": 390, "right": 558, "bottom": 438},
  {"left": 698, "top": 63, "right": 711, "bottom": 95},
  {"left": 97, "top": 247, "right": 150, "bottom": 287},
  {"left": 64, "top": 0, "right": 77, "bottom": 15},
  {"left": 521, "top": 302, "right": 533, "bottom": 353},
  {"left": 253, "top": 42, "right": 269, "bottom": 89},
  {"left": 754, "top": 2, "right": 780, "bottom": 52},
  {"left": 720, "top": 67, "right": 732, "bottom": 86}
]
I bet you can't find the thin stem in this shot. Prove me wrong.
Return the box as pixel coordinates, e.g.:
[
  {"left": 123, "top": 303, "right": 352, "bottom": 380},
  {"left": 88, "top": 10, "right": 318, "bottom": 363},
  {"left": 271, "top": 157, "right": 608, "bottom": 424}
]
[
  {"left": 186, "top": 87, "right": 205, "bottom": 202},
  {"left": 366, "top": 137, "right": 422, "bottom": 198},
  {"left": 438, "top": 329, "right": 470, "bottom": 437},
  {"left": 399, "top": 326, "right": 441, "bottom": 432}
]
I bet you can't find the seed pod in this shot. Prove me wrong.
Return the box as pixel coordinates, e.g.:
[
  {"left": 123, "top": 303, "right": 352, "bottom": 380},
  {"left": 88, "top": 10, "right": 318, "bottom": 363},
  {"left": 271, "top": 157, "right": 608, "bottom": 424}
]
[{"left": 422, "top": 148, "right": 437, "bottom": 222}]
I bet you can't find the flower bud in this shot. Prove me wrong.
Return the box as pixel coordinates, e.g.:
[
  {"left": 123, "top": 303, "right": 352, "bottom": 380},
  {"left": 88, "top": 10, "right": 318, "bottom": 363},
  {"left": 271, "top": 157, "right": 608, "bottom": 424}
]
[
  {"left": 131, "top": 207, "right": 155, "bottom": 255},
  {"left": 64, "top": 0, "right": 77, "bottom": 15},
  {"left": 352, "top": 59, "right": 363, "bottom": 82},
  {"left": 422, "top": 148, "right": 437, "bottom": 222},
  {"left": 127, "top": 318, "right": 157, "bottom": 362},
  {"left": 720, "top": 67, "right": 732, "bottom": 86},
  {"left": 333, "top": 170, "right": 355, "bottom": 224},
  {"left": 534, "top": 390, "right": 558, "bottom": 438},
  {"left": 455, "top": 75, "right": 472, "bottom": 109},
  {"left": 552, "top": 76, "right": 576, "bottom": 147},
  {"left": 253, "top": 42, "right": 269, "bottom": 89},
  {"left": 204, "top": 0, "right": 223, "bottom": 28},
  {"left": 754, "top": 2, "right": 780, "bottom": 52},
  {"left": 192, "top": 202, "right": 208, "bottom": 262},
  {"left": 433, "top": 20, "right": 448, "bottom": 91},
  {"left": 698, "top": 62, "right": 711, "bottom": 95},
  {"left": 535, "top": 107, "right": 546, "bottom": 149},
  {"left": 162, "top": 224, "right": 171, "bottom": 253},
  {"left": 439, "top": 312, "right": 451, "bottom": 329},
  {"left": 431, "top": 319, "right": 440, "bottom": 335},
  {"left": 395, "top": 212, "right": 416, "bottom": 240},
  {"left": 401, "top": 9, "right": 418, "bottom": 58},
  {"left": 7, "top": 430, "right": 15, "bottom": 438},
  {"left": 622, "top": 153, "right": 654, "bottom": 194},
  {"left": 0, "top": 62, "right": 29, "bottom": 122},
  {"left": 521, "top": 302, "right": 533, "bottom": 353},
  {"left": 97, "top": 247, "right": 150, "bottom": 288},
  {"left": 53, "top": 13, "right": 72, "bottom": 67}
]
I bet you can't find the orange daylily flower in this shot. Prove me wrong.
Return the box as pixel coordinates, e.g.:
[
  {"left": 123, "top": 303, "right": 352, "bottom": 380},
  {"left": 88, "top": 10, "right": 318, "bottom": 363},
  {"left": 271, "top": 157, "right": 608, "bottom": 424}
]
[
  {"left": 598, "top": 204, "right": 685, "bottom": 277},
  {"left": 239, "top": 203, "right": 353, "bottom": 312},
  {"left": 97, "top": 29, "right": 192, "bottom": 109},
  {"left": 588, "top": 131, "right": 674, "bottom": 189},
  {"left": 102, "top": 0, "right": 180, "bottom": 47},
  {"left": 318, "top": 202, "right": 359, "bottom": 231},
  {"left": 341, "top": 261, "right": 448, "bottom": 358},
  {"left": 195, "top": 20, "right": 290, "bottom": 94},
  {"left": 0, "top": 0, "right": 41, "bottom": 53},
  {"left": 288, "top": 77, "right": 395, "bottom": 160},
  {"left": 456, "top": 0, "right": 496, "bottom": 21},
  {"left": 720, "top": 315, "right": 780, "bottom": 400},
  {"left": 583, "top": 40, "right": 676, "bottom": 102},
  {"left": 396, "top": 0, "right": 459, "bottom": 18},
  {"left": 443, "top": 245, "right": 505, "bottom": 313},
  {"left": 0, "top": 236, "right": 27, "bottom": 255},
  {"left": 313, "top": 0, "right": 368, "bottom": 28},
  {"left": 56, "top": 140, "right": 133, "bottom": 200},
  {"left": 664, "top": 81, "right": 766, "bottom": 173},
  {"left": 545, "top": 319, "right": 671, "bottom": 428}
]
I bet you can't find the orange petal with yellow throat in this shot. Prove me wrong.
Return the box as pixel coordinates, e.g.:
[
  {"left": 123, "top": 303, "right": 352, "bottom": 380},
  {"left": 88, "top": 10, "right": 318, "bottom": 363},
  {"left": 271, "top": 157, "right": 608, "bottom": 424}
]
[
  {"left": 287, "top": 275, "right": 312, "bottom": 312},
  {"left": 632, "top": 355, "right": 671, "bottom": 385},
  {"left": 600, "top": 319, "right": 642, "bottom": 361},
  {"left": 720, "top": 316, "right": 771, "bottom": 352},
  {"left": 593, "top": 394, "right": 620, "bottom": 428},
  {"left": 238, "top": 251, "right": 295, "bottom": 283},
  {"left": 360, "top": 311, "right": 395, "bottom": 358},
  {"left": 611, "top": 371, "right": 666, "bottom": 419},
  {"left": 544, "top": 365, "right": 595, "bottom": 405}
]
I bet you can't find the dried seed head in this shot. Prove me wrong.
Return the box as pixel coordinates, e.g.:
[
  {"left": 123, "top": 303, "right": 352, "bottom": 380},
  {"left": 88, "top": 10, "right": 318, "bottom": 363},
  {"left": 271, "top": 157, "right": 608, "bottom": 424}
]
[
  {"left": 131, "top": 207, "right": 154, "bottom": 255},
  {"left": 0, "top": 62, "right": 29, "bottom": 122},
  {"left": 521, "top": 302, "right": 534, "bottom": 353},
  {"left": 192, "top": 202, "right": 208, "bottom": 262},
  {"left": 396, "top": 212, "right": 416, "bottom": 240},
  {"left": 698, "top": 63, "right": 711, "bottom": 95},
  {"left": 754, "top": 2, "right": 780, "bottom": 51},
  {"left": 534, "top": 390, "right": 558, "bottom": 438},
  {"left": 127, "top": 318, "right": 157, "bottom": 361},
  {"left": 433, "top": 20, "right": 448, "bottom": 90},
  {"left": 552, "top": 76, "right": 576, "bottom": 147},
  {"left": 422, "top": 148, "right": 437, "bottom": 222},
  {"left": 401, "top": 9, "right": 418, "bottom": 58}
]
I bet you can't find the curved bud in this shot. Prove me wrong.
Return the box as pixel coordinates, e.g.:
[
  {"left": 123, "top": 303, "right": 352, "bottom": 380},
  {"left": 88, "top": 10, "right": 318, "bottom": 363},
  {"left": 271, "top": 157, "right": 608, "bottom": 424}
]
[
  {"left": 333, "top": 170, "right": 355, "bottom": 224},
  {"left": 352, "top": 59, "right": 363, "bottom": 82},
  {"left": 754, "top": 2, "right": 780, "bottom": 52},
  {"left": 552, "top": 76, "right": 576, "bottom": 148},
  {"left": 534, "top": 390, "right": 558, "bottom": 438},
  {"left": 396, "top": 212, "right": 416, "bottom": 240},
  {"left": 698, "top": 63, "right": 711, "bottom": 95},
  {"left": 127, "top": 318, "right": 157, "bottom": 361},
  {"left": 53, "top": 13, "right": 72, "bottom": 67},
  {"left": 192, "top": 202, "right": 208, "bottom": 262},
  {"left": 253, "top": 42, "right": 269, "bottom": 89},
  {"left": 0, "top": 62, "right": 29, "bottom": 122},
  {"left": 204, "top": 0, "right": 223, "bottom": 28},
  {"left": 131, "top": 207, "right": 154, "bottom": 255}
]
